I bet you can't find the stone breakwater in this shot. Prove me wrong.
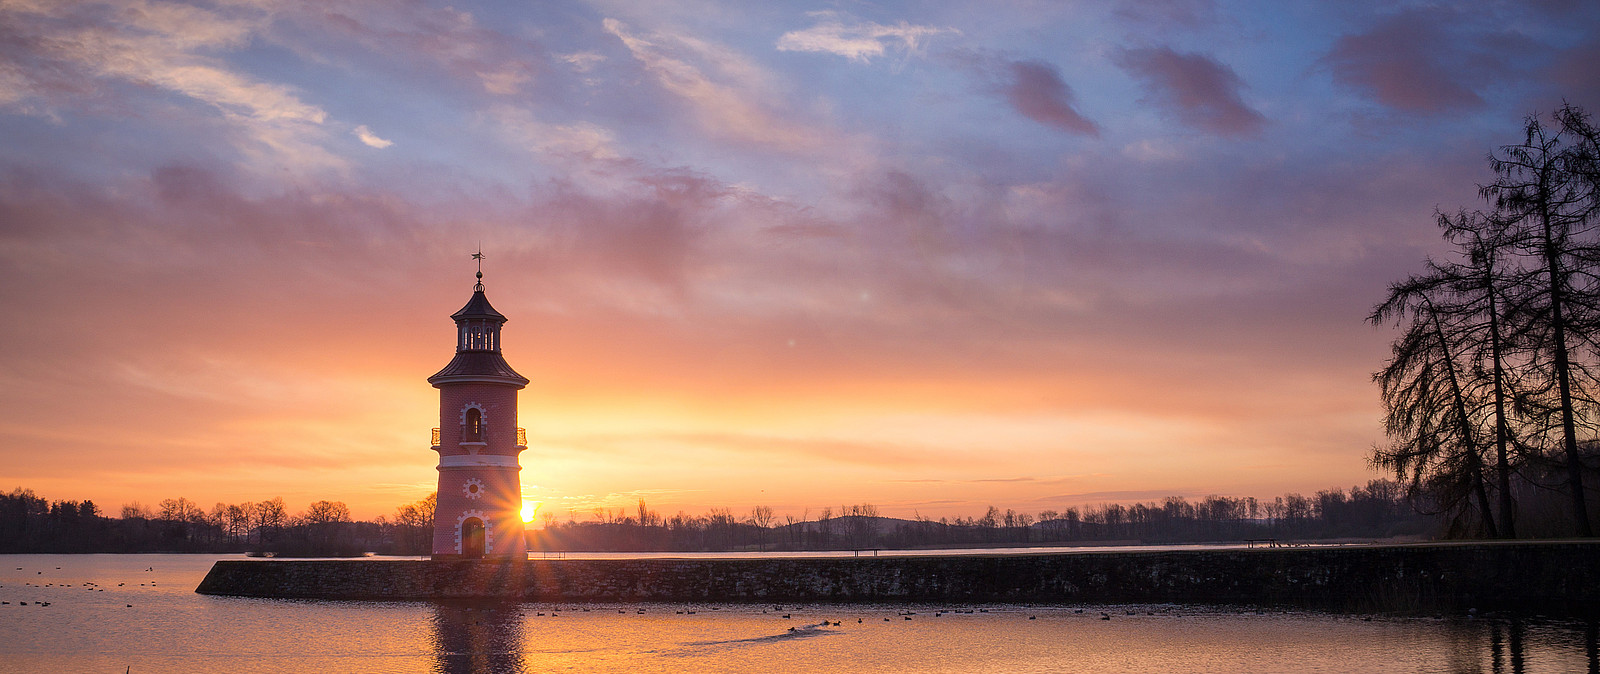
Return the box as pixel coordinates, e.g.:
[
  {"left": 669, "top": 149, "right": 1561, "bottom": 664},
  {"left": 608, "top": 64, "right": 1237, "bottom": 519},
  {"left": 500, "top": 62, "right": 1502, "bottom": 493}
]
[{"left": 195, "top": 542, "right": 1600, "bottom": 614}]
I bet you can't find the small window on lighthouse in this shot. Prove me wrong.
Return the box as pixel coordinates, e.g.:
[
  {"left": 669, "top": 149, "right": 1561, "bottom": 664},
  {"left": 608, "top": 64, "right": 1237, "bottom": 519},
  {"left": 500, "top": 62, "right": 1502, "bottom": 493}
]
[{"left": 465, "top": 408, "right": 483, "bottom": 442}]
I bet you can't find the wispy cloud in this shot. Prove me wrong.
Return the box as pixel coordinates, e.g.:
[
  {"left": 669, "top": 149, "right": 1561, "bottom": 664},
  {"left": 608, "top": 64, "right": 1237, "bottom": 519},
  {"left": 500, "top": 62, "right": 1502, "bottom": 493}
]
[
  {"left": 353, "top": 125, "right": 392, "bottom": 148},
  {"left": 559, "top": 51, "right": 605, "bottom": 72},
  {"left": 278, "top": 1, "right": 554, "bottom": 101},
  {"left": 604, "top": 18, "right": 836, "bottom": 153},
  {"left": 0, "top": 0, "right": 341, "bottom": 172},
  {"left": 486, "top": 105, "right": 618, "bottom": 162},
  {"left": 477, "top": 64, "right": 533, "bottom": 95},
  {"left": 776, "top": 12, "right": 955, "bottom": 63}
]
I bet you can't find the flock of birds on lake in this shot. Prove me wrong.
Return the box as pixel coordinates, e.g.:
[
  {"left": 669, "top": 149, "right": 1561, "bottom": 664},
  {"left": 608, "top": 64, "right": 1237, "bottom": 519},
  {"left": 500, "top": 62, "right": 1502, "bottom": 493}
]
[
  {"left": 465, "top": 601, "right": 1216, "bottom": 627},
  {"left": 1, "top": 564, "right": 158, "bottom": 609}
]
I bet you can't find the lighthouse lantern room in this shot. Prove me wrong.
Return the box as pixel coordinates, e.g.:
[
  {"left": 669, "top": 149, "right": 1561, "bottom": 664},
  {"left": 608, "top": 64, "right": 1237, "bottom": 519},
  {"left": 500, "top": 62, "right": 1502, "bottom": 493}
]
[{"left": 428, "top": 260, "right": 529, "bottom": 559}]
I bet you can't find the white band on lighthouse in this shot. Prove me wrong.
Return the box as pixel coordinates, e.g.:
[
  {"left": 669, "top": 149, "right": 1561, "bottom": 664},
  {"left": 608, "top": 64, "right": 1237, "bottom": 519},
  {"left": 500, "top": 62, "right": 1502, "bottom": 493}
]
[{"left": 438, "top": 454, "right": 520, "bottom": 468}]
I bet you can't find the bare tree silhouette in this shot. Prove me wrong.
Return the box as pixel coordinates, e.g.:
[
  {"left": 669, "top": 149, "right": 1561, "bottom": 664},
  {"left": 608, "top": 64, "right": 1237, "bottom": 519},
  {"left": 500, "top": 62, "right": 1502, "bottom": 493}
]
[{"left": 1483, "top": 105, "right": 1600, "bottom": 536}]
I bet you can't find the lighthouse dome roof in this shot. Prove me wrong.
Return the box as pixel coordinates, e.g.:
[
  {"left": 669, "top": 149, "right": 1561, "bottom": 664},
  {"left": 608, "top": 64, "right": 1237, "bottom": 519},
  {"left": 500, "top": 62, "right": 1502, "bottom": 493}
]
[
  {"left": 428, "top": 351, "right": 529, "bottom": 387},
  {"left": 451, "top": 289, "right": 506, "bottom": 322}
]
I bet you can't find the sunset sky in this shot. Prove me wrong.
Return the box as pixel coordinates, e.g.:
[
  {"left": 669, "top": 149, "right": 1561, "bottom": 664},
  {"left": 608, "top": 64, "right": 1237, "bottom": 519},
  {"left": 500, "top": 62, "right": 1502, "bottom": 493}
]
[{"left": 2, "top": 0, "right": 1599, "bottom": 522}]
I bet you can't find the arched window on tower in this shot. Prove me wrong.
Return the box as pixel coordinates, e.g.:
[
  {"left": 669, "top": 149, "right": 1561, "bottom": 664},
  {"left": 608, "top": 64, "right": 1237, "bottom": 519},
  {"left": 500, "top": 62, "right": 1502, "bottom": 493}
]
[{"left": 465, "top": 408, "right": 483, "bottom": 442}]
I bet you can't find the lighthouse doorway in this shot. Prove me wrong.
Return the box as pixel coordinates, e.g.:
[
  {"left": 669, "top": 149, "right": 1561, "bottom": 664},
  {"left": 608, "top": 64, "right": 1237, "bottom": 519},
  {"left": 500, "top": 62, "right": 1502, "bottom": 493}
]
[{"left": 461, "top": 518, "right": 486, "bottom": 558}]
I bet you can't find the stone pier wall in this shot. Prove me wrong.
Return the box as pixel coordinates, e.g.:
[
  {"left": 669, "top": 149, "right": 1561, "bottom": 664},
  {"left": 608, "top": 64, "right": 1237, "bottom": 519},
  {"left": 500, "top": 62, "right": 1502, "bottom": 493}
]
[{"left": 194, "top": 542, "right": 1600, "bottom": 614}]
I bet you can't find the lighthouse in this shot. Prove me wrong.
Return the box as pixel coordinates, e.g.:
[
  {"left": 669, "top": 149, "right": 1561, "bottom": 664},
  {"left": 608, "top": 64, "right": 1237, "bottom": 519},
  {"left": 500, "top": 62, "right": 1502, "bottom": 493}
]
[{"left": 428, "top": 261, "right": 529, "bottom": 559}]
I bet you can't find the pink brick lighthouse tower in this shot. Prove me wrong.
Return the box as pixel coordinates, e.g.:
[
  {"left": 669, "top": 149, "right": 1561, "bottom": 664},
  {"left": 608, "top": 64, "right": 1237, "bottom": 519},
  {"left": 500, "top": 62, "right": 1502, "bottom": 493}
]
[{"left": 428, "top": 264, "right": 529, "bottom": 559}]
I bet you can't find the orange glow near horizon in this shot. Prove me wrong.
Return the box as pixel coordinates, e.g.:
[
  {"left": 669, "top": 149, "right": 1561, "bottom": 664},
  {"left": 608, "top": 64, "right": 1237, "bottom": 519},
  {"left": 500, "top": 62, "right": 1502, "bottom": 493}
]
[
  {"left": 0, "top": 281, "right": 1391, "bottom": 522},
  {"left": 0, "top": 277, "right": 1390, "bottom": 522}
]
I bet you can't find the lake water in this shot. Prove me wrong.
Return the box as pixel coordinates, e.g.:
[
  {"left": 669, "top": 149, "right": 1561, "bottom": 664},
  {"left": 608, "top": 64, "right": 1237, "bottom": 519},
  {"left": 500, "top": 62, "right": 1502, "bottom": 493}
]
[{"left": 1, "top": 553, "right": 1595, "bottom": 673}]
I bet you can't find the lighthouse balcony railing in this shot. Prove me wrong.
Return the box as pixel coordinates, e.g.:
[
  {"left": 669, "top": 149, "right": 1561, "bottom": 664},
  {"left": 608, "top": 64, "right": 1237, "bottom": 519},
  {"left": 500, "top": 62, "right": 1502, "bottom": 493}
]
[{"left": 431, "top": 427, "right": 526, "bottom": 447}]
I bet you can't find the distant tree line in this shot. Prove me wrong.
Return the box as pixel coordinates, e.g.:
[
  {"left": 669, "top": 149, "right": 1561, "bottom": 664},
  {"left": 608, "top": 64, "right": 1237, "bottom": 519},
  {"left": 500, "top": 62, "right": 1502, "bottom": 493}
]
[
  {"left": 1373, "top": 103, "right": 1600, "bottom": 538},
  {"left": 530, "top": 480, "right": 1435, "bottom": 553},
  {"left": 0, "top": 488, "right": 404, "bottom": 556},
  {"left": 6, "top": 480, "right": 1438, "bottom": 555}
]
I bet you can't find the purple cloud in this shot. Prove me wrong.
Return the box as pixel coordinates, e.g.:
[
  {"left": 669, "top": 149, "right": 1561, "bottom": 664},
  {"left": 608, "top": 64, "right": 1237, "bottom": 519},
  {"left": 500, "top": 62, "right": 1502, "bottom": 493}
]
[
  {"left": 1002, "top": 60, "right": 1100, "bottom": 136},
  {"left": 1551, "top": 40, "right": 1600, "bottom": 111},
  {"left": 1324, "top": 9, "right": 1539, "bottom": 115},
  {"left": 1114, "top": 46, "right": 1265, "bottom": 138}
]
